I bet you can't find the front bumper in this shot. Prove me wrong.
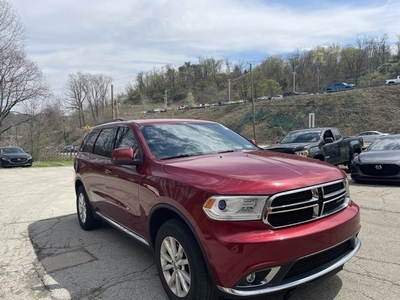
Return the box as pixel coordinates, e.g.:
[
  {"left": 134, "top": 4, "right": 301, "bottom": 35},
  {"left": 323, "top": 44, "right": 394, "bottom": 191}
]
[
  {"left": 351, "top": 163, "right": 400, "bottom": 182},
  {"left": 199, "top": 203, "right": 360, "bottom": 296},
  {"left": 1, "top": 157, "right": 33, "bottom": 167},
  {"left": 218, "top": 236, "right": 360, "bottom": 297}
]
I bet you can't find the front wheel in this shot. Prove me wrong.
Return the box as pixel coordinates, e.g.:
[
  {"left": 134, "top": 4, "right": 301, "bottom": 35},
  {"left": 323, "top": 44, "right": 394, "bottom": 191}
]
[
  {"left": 155, "top": 219, "right": 218, "bottom": 300},
  {"left": 76, "top": 186, "right": 102, "bottom": 230}
]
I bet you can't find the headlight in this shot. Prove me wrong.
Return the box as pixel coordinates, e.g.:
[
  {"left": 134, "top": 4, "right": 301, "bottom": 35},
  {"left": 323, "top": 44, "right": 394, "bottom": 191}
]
[
  {"left": 203, "top": 196, "right": 267, "bottom": 221},
  {"left": 351, "top": 155, "right": 360, "bottom": 165},
  {"left": 295, "top": 150, "right": 309, "bottom": 157}
]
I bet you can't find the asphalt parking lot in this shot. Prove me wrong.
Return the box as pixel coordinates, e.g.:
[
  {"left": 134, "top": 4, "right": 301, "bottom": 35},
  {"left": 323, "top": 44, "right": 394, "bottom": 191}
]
[{"left": 0, "top": 166, "right": 399, "bottom": 300}]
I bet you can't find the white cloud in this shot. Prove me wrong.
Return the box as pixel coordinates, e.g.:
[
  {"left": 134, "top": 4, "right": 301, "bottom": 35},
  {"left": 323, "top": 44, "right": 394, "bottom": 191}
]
[{"left": 9, "top": 0, "right": 400, "bottom": 95}]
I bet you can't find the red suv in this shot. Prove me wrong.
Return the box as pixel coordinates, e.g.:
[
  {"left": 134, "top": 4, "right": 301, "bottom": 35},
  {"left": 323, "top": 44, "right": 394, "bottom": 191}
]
[{"left": 74, "top": 118, "right": 361, "bottom": 300}]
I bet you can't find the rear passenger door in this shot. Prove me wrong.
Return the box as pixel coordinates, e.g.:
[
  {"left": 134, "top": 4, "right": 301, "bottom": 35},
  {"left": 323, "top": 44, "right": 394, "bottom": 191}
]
[{"left": 89, "top": 127, "right": 118, "bottom": 215}]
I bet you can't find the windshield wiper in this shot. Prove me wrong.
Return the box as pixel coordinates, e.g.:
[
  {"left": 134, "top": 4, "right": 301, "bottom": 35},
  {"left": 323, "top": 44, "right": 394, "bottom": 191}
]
[
  {"left": 161, "top": 153, "right": 203, "bottom": 160},
  {"left": 217, "top": 150, "right": 235, "bottom": 154}
]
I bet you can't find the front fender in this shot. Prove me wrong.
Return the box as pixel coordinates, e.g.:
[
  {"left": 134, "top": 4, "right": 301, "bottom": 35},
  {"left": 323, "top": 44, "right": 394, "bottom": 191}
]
[{"left": 309, "top": 145, "right": 324, "bottom": 160}]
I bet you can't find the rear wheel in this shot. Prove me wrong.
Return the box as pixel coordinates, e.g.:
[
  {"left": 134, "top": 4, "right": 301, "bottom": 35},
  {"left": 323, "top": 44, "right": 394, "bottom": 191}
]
[
  {"left": 76, "top": 186, "right": 102, "bottom": 230},
  {"left": 155, "top": 219, "right": 218, "bottom": 300}
]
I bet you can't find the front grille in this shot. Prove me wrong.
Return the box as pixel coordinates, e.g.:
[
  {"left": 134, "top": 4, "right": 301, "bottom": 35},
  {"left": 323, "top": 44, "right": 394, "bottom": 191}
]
[
  {"left": 263, "top": 180, "right": 349, "bottom": 228},
  {"left": 359, "top": 164, "right": 400, "bottom": 177},
  {"left": 10, "top": 158, "right": 28, "bottom": 163},
  {"left": 283, "top": 239, "right": 352, "bottom": 280}
]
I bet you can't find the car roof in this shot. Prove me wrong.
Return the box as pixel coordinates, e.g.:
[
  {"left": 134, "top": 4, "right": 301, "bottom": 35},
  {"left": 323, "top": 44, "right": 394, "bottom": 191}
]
[
  {"left": 357, "top": 131, "right": 384, "bottom": 134},
  {"left": 92, "top": 118, "right": 218, "bottom": 128},
  {"left": 0, "top": 146, "right": 23, "bottom": 149},
  {"left": 288, "top": 128, "right": 329, "bottom": 133}
]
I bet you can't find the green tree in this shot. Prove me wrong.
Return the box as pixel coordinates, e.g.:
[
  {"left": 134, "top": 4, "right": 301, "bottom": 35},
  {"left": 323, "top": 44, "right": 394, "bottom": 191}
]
[{"left": 186, "top": 90, "right": 196, "bottom": 108}]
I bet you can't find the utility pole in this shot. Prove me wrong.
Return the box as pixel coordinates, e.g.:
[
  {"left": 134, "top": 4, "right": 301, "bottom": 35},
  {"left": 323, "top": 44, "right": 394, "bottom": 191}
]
[
  {"left": 111, "top": 84, "right": 114, "bottom": 119},
  {"left": 293, "top": 72, "right": 296, "bottom": 93},
  {"left": 164, "top": 90, "right": 168, "bottom": 109},
  {"left": 250, "top": 63, "right": 256, "bottom": 141},
  {"left": 228, "top": 79, "right": 231, "bottom": 102}
]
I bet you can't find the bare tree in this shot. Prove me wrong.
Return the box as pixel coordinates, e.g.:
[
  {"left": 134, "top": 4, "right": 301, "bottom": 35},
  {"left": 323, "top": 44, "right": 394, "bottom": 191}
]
[
  {"left": 0, "top": 0, "right": 50, "bottom": 140},
  {"left": 64, "top": 72, "right": 112, "bottom": 126},
  {"left": 64, "top": 72, "right": 88, "bottom": 128},
  {"left": 85, "top": 73, "right": 112, "bottom": 123}
]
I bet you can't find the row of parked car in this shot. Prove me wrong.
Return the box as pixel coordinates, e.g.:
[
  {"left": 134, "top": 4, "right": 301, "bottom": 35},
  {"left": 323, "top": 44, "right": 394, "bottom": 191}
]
[
  {"left": 1, "top": 130, "right": 397, "bottom": 183},
  {"left": 264, "top": 128, "right": 397, "bottom": 183}
]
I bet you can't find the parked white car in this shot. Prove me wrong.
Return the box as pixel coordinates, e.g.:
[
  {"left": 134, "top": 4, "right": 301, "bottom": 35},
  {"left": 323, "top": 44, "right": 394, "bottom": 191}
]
[
  {"left": 270, "top": 95, "right": 283, "bottom": 100},
  {"left": 356, "top": 131, "right": 389, "bottom": 148}
]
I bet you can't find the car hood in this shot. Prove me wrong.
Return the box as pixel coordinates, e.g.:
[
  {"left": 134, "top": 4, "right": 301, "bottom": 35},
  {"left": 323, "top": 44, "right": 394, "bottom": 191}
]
[
  {"left": 161, "top": 150, "right": 344, "bottom": 195},
  {"left": 265, "top": 143, "right": 315, "bottom": 151},
  {"left": 357, "top": 150, "right": 400, "bottom": 163}
]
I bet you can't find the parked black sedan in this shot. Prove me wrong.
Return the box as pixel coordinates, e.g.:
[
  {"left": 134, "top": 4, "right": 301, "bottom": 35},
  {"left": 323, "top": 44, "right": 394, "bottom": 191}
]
[
  {"left": 351, "top": 134, "right": 400, "bottom": 183},
  {"left": 0, "top": 147, "right": 33, "bottom": 167}
]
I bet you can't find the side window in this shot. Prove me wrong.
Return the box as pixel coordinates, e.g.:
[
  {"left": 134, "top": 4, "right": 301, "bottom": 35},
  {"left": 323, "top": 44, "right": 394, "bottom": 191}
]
[
  {"left": 331, "top": 128, "right": 341, "bottom": 140},
  {"left": 115, "top": 127, "right": 140, "bottom": 159},
  {"left": 81, "top": 131, "right": 98, "bottom": 153},
  {"left": 93, "top": 128, "right": 117, "bottom": 157},
  {"left": 323, "top": 130, "right": 334, "bottom": 140}
]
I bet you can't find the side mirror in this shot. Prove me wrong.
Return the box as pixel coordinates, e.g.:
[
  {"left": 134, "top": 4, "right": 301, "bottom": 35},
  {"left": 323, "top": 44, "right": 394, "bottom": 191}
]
[
  {"left": 111, "top": 147, "right": 141, "bottom": 165},
  {"left": 324, "top": 137, "right": 334, "bottom": 143}
]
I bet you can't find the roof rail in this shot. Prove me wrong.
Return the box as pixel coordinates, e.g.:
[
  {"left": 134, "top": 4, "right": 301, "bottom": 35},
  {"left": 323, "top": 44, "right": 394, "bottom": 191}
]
[{"left": 93, "top": 118, "right": 127, "bottom": 126}]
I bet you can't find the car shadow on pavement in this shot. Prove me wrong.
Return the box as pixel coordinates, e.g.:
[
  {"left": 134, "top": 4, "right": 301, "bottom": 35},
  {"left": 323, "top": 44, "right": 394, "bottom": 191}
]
[
  {"left": 28, "top": 214, "right": 344, "bottom": 300},
  {"left": 28, "top": 214, "right": 167, "bottom": 300}
]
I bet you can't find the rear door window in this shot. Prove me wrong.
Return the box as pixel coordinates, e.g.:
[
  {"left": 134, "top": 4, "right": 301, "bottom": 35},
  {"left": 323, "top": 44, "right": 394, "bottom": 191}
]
[{"left": 93, "top": 128, "right": 117, "bottom": 157}]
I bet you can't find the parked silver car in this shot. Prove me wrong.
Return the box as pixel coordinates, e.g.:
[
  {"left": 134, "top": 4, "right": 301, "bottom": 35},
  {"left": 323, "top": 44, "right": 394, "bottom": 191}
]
[{"left": 356, "top": 131, "right": 389, "bottom": 148}]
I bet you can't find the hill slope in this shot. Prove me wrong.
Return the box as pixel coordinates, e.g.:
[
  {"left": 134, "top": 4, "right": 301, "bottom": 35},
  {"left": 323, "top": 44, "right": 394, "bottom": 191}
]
[{"left": 122, "top": 84, "right": 400, "bottom": 144}]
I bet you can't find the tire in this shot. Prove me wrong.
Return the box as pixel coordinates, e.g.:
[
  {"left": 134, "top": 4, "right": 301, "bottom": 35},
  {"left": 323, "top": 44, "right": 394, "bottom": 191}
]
[
  {"left": 155, "top": 219, "right": 218, "bottom": 300},
  {"left": 76, "top": 186, "right": 102, "bottom": 230},
  {"left": 347, "top": 154, "right": 356, "bottom": 169}
]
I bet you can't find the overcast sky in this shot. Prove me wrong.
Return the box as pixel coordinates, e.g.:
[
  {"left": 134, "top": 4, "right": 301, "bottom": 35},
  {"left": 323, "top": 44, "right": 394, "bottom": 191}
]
[{"left": 9, "top": 0, "right": 400, "bottom": 96}]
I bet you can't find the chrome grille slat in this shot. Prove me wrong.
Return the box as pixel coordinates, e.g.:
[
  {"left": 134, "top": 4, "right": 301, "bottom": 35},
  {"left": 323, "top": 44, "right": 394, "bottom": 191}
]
[{"left": 263, "top": 179, "right": 349, "bottom": 228}]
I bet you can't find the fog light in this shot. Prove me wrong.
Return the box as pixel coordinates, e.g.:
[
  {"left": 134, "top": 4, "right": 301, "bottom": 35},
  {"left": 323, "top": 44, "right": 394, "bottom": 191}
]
[{"left": 246, "top": 273, "right": 256, "bottom": 283}]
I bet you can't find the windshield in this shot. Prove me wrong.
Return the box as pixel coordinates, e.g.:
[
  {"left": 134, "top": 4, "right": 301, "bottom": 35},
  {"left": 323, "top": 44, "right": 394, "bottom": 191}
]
[
  {"left": 1, "top": 147, "right": 24, "bottom": 154},
  {"left": 280, "top": 130, "right": 321, "bottom": 144},
  {"left": 367, "top": 137, "right": 400, "bottom": 151},
  {"left": 140, "top": 123, "right": 258, "bottom": 160}
]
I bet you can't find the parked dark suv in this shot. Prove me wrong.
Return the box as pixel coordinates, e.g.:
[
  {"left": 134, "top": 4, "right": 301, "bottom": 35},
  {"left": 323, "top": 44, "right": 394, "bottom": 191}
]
[{"left": 74, "top": 118, "right": 361, "bottom": 300}]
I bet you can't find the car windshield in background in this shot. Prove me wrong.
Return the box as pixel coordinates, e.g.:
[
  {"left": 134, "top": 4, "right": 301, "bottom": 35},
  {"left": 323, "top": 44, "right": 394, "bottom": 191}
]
[
  {"left": 280, "top": 130, "right": 321, "bottom": 144},
  {"left": 140, "top": 123, "right": 258, "bottom": 160},
  {"left": 366, "top": 137, "right": 400, "bottom": 151},
  {"left": 1, "top": 147, "right": 25, "bottom": 154}
]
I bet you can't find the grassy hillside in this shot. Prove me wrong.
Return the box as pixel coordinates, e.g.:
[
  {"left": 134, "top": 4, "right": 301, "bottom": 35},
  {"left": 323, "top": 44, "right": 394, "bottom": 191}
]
[{"left": 120, "top": 84, "right": 400, "bottom": 145}]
